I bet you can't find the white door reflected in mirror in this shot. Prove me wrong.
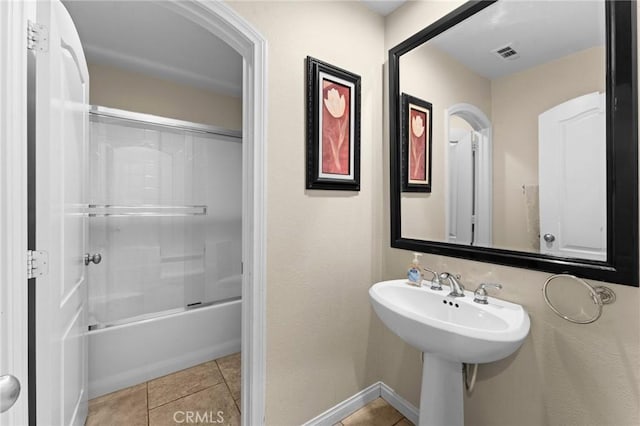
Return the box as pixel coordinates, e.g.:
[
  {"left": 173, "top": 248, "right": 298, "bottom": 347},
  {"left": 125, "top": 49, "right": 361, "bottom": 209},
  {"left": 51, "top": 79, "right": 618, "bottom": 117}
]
[
  {"left": 446, "top": 104, "right": 492, "bottom": 248},
  {"left": 539, "top": 92, "right": 606, "bottom": 261}
]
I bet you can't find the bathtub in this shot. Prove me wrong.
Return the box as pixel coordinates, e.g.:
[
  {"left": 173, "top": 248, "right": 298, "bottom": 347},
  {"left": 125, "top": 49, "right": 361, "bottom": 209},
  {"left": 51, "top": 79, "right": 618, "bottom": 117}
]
[{"left": 88, "top": 297, "right": 241, "bottom": 398}]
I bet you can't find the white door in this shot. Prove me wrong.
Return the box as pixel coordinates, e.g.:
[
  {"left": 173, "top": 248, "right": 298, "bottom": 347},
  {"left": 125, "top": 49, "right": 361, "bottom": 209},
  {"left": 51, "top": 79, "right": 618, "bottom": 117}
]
[
  {"left": 539, "top": 92, "right": 606, "bottom": 261},
  {"left": 473, "top": 129, "right": 492, "bottom": 248},
  {"left": 448, "top": 129, "right": 473, "bottom": 245},
  {"left": 35, "top": 1, "right": 90, "bottom": 425}
]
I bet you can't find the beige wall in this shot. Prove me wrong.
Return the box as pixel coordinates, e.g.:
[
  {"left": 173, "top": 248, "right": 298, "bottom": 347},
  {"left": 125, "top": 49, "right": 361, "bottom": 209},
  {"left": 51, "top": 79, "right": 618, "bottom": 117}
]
[
  {"left": 400, "top": 43, "right": 491, "bottom": 241},
  {"left": 491, "top": 47, "right": 605, "bottom": 252},
  {"left": 88, "top": 63, "right": 242, "bottom": 130},
  {"left": 216, "top": 1, "right": 638, "bottom": 425},
  {"left": 227, "top": 2, "right": 385, "bottom": 425},
  {"left": 383, "top": 2, "right": 640, "bottom": 426}
]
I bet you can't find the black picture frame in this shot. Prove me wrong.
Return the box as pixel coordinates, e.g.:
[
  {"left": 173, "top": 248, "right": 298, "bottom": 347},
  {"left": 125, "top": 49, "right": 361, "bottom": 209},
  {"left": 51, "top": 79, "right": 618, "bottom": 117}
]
[
  {"left": 401, "top": 93, "right": 433, "bottom": 192},
  {"left": 306, "top": 56, "right": 361, "bottom": 191},
  {"left": 388, "top": 1, "right": 638, "bottom": 286}
]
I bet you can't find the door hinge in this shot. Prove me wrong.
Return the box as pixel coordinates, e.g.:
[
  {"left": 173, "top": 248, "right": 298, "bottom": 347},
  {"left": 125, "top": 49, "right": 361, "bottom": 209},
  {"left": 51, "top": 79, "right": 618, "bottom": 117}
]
[
  {"left": 27, "top": 20, "right": 49, "bottom": 52},
  {"left": 471, "top": 134, "right": 479, "bottom": 152},
  {"left": 27, "top": 250, "right": 49, "bottom": 279}
]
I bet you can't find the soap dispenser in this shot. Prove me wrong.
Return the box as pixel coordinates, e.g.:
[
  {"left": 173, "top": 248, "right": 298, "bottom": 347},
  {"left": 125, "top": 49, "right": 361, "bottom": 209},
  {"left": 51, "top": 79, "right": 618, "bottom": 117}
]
[{"left": 407, "top": 252, "right": 423, "bottom": 286}]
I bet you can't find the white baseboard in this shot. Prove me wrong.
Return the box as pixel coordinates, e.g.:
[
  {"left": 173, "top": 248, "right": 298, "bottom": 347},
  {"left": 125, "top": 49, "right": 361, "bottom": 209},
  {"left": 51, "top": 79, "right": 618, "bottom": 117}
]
[
  {"left": 302, "top": 382, "right": 381, "bottom": 426},
  {"left": 303, "top": 382, "right": 419, "bottom": 426}
]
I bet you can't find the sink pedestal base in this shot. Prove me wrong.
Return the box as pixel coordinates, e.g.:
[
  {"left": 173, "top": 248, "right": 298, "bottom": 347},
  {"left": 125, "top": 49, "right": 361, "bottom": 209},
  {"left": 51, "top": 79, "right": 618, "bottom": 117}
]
[{"left": 419, "top": 353, "right": 463, "bottom": 426}]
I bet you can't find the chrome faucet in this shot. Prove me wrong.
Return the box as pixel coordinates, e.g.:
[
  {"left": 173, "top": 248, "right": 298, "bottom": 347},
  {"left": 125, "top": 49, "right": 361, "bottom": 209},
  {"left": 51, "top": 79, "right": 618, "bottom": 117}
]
[
  {"left": 473, "top": 283, "right": 502, "bottom": 304},
  {"left": 423, "top": 267, "right": 442, "bottom": 290},
  {"left": 439, "top": 272, "right": 465, "bottom": 297}
]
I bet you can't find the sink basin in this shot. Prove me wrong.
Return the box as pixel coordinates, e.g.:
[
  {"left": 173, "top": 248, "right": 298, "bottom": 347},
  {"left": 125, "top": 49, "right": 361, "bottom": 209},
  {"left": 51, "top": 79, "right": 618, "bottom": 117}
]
[
  {"left": 369, "top": 279, "right": 530, "bottom": 363},
  {"left": 370, "top": 279, "right": 530, "bottom": 426}
]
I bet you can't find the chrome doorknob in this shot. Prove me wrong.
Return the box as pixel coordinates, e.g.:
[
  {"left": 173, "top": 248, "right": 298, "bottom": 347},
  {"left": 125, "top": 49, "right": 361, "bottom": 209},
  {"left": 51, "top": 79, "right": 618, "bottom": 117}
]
[
  {"left": 84, "top": 253, "right": 102, "bottom": 265},
  {"left": 0, "top": 374, "right": 21, "bottom": 413},
  {"left": 543, "top": 233, "right": 556, "bottom": 243}
]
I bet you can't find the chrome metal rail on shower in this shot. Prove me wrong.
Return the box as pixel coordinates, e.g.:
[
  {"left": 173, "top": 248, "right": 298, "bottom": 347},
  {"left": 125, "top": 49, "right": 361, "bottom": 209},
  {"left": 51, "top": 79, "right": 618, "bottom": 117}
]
[
  {"left": 86, "top": 204, "right": 207, "bottom": 217},
  {"left": 87, "top": 296, "right": 242, "bottom": 331},
  {"left": 89, "top": 105, "right": 242, "bottom": 139},
  {"left": 85, "top": 105, "right": 242, "bottom": 219}
]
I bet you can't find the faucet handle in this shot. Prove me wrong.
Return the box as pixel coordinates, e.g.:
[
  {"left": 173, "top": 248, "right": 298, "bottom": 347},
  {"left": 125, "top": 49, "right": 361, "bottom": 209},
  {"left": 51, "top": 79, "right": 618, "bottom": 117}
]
[
  {"left": 438, "top": 272, "right": 454, "bottom": 290},
  {"left": 423, "top": 267, "right": 442, "bottom": 290},
  {"left": 439, "top": 272, "right": 461, "bottom": 281},
  {"left": 473, "top": 283, "right": 503, "bottom": 304}
]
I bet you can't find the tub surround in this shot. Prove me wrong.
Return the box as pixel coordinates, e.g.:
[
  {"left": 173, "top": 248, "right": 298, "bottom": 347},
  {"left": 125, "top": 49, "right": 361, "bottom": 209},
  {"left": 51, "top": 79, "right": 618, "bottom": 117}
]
[
  {"left": 85, "top": 106, "right": 243, "bottom": 398},
  {"left": 88, "top": 299, "right": 241, "bottom": 398}
]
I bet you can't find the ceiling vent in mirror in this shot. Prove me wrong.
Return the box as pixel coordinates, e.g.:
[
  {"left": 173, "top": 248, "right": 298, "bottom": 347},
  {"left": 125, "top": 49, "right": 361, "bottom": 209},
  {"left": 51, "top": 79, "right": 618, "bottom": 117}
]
[{"left": 493, "top": 44, "right": 520, "bottom": 60}]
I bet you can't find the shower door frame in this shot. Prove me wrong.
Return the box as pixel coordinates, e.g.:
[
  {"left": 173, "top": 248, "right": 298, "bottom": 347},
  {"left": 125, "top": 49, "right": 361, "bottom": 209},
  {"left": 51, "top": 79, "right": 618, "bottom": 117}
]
[
  {"left": 0, "top": 1, "right": 268, "bottom": 425},
  {"left": 86, "top": 105, "right": 243, "bottom": 334}
]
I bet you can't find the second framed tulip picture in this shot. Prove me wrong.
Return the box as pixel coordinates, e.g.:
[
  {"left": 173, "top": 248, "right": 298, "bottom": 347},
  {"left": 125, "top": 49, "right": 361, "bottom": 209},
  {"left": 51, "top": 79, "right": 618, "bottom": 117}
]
[
  {"left": 401, "top": 93, "right": 432, "bottom": 193},
  {"left": 306, "top": 56, "right": 361, "bottom": 191}
]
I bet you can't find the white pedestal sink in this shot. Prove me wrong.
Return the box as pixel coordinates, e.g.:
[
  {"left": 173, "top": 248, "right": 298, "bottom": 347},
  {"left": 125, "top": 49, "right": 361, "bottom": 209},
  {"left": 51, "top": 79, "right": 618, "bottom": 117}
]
[{"left": 369, "top": 279, "right": 530, "bottom": 426}]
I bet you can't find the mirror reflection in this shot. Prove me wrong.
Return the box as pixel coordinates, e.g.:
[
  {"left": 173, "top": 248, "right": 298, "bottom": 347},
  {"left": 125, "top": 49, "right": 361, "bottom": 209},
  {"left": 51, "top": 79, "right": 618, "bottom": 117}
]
[{"left": 399, "top": 0, "right": 606, "bottom": 261}]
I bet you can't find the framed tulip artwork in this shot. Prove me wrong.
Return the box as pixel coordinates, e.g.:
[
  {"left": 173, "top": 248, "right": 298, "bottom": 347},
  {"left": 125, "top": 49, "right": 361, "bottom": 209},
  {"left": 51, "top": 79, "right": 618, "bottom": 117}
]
[
  {"left": 306, "top": 56, "right": 361, "bottom": 191},
  {"left": 401, "top": 93, "right": 432, "bottom": 192}
]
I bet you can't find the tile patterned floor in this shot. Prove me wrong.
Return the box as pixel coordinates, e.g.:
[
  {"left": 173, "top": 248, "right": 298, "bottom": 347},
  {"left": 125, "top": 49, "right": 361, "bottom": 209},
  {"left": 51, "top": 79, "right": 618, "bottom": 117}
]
[
  {"left": 336, "top": 397, "right": 414, "bottom": 426},
  {"left": 86, "top": 357, "right": 410, "bottom": 426},
  {"left": 86, "top": 352, "right": 241, "bottom": 426}
]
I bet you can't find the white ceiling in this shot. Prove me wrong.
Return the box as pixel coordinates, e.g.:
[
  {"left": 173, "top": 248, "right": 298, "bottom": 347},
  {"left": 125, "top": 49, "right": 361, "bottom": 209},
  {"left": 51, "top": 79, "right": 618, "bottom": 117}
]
[
  {"left": 62, "top": 0, "right": 603, "bottom": 96},
  {"left": 62, "top": 1, "right": 243, "bottom": 97},
  {"left": 360, "top": 0, "right": 407, "bottom": 16},
  {"left": 61, "top": 0, "right": 403, "bottom": 98},
  {"left": 429, "top": 0, "right": 605, "bottom": 80}
]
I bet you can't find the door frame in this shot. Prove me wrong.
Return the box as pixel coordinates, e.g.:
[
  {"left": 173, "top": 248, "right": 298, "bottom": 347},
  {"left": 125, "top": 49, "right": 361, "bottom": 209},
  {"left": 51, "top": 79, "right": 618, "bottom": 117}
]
[
  {"left": 444, "top": 103, "right": 492, "bottom": 247},
  {"left": 0, "top": 2, "right": 32, "bottom": 425},
  {"left": 0, "top": 1, "right": 268, "bottom": 425}
]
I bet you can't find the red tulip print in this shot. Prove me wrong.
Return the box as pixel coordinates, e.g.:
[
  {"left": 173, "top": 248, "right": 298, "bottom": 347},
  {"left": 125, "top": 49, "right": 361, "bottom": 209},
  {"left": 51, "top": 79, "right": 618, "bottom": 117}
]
[
  {"left": 409, "top": 108, "right": 427, "bottom": 181},
  {"left": 321, "top": 79, "right": 350, "bottom": 175}
]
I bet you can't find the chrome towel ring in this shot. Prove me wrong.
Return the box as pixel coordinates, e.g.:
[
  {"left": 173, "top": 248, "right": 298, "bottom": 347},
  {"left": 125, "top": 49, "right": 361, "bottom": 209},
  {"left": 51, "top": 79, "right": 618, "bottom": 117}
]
[{"left": 543, "top": 273, "right": 616, "bottom": 324}]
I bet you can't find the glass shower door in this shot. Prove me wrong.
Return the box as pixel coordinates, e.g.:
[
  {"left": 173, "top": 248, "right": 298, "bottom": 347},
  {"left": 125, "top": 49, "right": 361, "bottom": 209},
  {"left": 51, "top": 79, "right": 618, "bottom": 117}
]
[{"left": 87, "top": 108, "right": 242, "bottom": 329}]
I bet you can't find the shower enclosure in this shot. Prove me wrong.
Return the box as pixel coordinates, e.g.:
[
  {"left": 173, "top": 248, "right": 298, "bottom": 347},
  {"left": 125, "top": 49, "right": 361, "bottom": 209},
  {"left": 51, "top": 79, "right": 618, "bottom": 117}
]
[{"left": 86, "top": 106, "right": 242, "bottom": 398}]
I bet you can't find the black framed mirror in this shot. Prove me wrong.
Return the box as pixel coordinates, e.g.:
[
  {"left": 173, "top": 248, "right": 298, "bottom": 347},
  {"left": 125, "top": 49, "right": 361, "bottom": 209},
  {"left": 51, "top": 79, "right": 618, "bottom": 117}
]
[{"left": 389, "top": 0, "right": 638, "bottom": 286}]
